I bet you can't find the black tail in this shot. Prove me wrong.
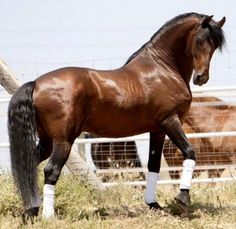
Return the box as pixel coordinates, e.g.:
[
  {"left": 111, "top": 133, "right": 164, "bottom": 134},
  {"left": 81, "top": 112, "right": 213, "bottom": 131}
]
[{"left": 8, "top": 81, "right": 39, "bottom": 209}]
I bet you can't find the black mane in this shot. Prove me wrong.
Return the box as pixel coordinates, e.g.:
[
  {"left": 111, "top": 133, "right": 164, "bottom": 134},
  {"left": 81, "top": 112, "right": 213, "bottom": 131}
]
[
  {"left": 204, "top": 20, "right": 226, "bottom": 51},
  {"left": 125, "top": 13, "right": 225, "bottom": 65}
]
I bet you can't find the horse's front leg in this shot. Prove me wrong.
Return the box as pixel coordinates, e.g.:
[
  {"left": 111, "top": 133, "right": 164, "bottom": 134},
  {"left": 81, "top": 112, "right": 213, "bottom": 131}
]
[
  {"left": 145, "top": 131, "right": 165, "bottom": 210},
  {"left": 160, "top": 114, "right": 196, "bottom": 213}
]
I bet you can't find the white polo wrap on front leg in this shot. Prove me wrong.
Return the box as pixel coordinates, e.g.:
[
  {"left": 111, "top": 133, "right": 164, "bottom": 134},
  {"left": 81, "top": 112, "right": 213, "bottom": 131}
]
[
  {"left": 180, "top": 159, "right": 196, "bottom": 190},
  {"left": 144, "top": 172, "right": 160, "bottom": 204},
  {"left": 42, "top": 184, "right": 55, "bottom": 219}
]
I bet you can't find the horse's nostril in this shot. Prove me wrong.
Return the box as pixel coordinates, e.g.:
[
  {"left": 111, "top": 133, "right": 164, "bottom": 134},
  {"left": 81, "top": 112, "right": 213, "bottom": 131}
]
[{"left": 196, "top": 75, "right": 201, "bottom": 82}]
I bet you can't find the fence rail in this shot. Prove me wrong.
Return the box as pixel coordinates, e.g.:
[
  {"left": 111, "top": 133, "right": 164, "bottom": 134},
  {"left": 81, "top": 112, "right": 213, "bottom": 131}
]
[
  {"left": 104, "top": 177, "right": 236, "bottom": 187},
  {"left": 95, "top": 164, "right": 236, "bottom": 174},
  {"left": 1, "top": 131, "right": 236, "bottom": 148},
  {"left": 75, "top": 131, "right": 236, "bottom": 143}
]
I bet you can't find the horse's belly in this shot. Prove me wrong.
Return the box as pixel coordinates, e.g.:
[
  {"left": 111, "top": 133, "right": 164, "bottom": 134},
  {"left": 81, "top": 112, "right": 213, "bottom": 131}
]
[{"left": 82, "top": 112, "right": 156, "bottom": 138}]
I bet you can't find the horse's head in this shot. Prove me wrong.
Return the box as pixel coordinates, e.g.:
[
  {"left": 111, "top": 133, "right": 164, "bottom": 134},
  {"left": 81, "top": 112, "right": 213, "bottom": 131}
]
[{"left": 189, "top": 15, "right": 226, "bottom": 86}]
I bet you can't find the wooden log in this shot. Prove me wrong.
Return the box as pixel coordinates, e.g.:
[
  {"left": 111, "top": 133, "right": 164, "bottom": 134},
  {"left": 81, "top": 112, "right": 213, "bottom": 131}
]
[
  {"left": 0, "top": 59, "right": 21, "bottom": 93},
  {"left": 66, "top": 144, "right": 105, "bottom": 189}
]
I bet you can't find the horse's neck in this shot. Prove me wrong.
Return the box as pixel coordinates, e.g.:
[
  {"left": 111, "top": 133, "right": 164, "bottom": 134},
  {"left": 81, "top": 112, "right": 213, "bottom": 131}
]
[{"left": 149, "top": 19, "right": 199, "bottom": 84}]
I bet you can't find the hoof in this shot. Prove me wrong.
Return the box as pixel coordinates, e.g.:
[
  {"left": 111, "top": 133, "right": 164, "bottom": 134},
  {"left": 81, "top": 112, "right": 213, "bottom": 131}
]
[
  {"left": 174, "top": 190, "right": 190, "bottom": 214},
  {"left": 147, "top": 202, "right": 163, "bottom": 210},
  {"left": 22, "top": 207, "right": 39, "bottom": 225}
]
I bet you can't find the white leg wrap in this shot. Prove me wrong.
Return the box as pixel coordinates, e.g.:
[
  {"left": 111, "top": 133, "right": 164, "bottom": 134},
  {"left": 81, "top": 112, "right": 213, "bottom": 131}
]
[
  {"left": 42, "top": 184, "right": 55, "bottom": 219},
  {"left": 144, "top": 172, "right": 160, "bottom": 204},
  {"left": 180, "top": 159, "right": 196, "bottom": 190}
]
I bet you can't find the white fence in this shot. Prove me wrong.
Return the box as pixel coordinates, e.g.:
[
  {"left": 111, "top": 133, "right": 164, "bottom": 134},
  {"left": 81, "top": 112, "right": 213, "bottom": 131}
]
[{"left": 1, "top": 131, "right": 236, "bottom": 187}]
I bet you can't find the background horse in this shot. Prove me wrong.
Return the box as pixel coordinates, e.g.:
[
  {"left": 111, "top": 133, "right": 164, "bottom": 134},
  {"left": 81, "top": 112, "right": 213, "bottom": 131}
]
[
  {"left": 164, "top": 96, "right": 236, "bottom": 179},
  {"left": 8, "top": 13, "right": 225, "bottom": 221}
]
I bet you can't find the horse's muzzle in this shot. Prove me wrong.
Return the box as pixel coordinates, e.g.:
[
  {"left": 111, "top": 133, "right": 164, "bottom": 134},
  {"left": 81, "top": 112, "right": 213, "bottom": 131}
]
[{"left": 193, "top": 73, "right": 209, "bottom": 86}]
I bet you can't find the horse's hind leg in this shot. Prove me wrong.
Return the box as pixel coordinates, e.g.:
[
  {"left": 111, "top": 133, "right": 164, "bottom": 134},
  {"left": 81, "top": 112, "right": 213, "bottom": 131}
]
[
  {"left": 42, "top": 140, "right": 72, "bottom": 218},
  {"left": 37, "top": 138, "right": 52, "bottom": 164}
]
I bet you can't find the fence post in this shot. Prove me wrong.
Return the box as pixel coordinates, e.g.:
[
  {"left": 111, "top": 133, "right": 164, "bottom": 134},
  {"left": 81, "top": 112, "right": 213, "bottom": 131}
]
[{"left": 0, "top": 59, "right": 104, "bottom": 189}]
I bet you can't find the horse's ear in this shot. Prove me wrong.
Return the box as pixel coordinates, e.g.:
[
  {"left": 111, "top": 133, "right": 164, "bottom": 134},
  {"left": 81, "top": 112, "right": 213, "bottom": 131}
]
[
  {"left": 217, "top": 17, "right": 226, "bottom": 28},
  {"left": 202, "top": 15, "right": 213, "bottom": 28}
]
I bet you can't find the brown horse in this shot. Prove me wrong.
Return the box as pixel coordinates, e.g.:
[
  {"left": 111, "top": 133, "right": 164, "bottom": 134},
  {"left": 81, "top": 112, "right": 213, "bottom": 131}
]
[
  {"left": 164, "top": 96, "right": 236, "bottom": 179},
  {"left": 8, "top": 13, "right": 225, "bottom": 221}
]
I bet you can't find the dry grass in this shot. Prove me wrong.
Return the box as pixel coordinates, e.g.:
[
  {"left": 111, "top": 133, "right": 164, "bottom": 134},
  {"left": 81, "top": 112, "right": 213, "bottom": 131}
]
[{"left": 0, "top": 172, "right": 236, "bottom": 229}]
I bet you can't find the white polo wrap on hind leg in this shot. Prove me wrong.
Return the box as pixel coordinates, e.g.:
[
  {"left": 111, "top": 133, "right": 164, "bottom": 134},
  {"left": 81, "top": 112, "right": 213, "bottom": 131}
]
[
  {"left": 180, "top": 159, "right": 196, "bottom": 190},
  {"left": 144, "top": 172, "right": 160, "bottom": 204},
  {"left": 42, "top": 184, "right": 55, "bottom": 218}
]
